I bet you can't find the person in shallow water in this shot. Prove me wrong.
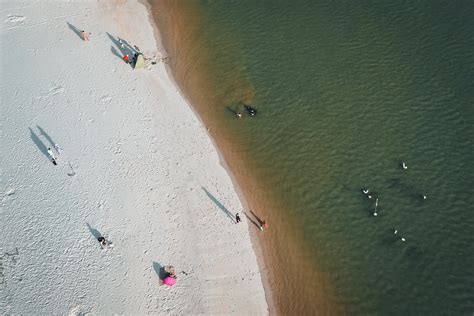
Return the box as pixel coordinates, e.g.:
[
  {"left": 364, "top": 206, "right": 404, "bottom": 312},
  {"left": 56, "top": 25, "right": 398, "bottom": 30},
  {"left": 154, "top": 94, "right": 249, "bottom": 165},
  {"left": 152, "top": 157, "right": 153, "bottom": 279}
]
[
  {"left": 361, "top": 188, "right": 373, "bottom": 199},
  {"left": 394, "top": 229, "right": 406, "bottom": 242},
  {"left": 244, "top": 104, "right": 257, "bottom": 116}
]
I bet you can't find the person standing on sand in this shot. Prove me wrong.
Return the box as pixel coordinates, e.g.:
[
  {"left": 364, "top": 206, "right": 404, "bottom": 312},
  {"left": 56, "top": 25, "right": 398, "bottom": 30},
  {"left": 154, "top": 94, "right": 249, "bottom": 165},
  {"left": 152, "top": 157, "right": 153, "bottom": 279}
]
[
  {"left": 47, "top": 147, "right": 57, "bottom": 165},
  {"left": 260, "top": 220, "right": 268, "bottom": 231},
  {"left": 235, "top": 213, "right": 241, "bottom": 223},
  {"left": 80, "top": 30, "right": 90, "bottom": 41}
]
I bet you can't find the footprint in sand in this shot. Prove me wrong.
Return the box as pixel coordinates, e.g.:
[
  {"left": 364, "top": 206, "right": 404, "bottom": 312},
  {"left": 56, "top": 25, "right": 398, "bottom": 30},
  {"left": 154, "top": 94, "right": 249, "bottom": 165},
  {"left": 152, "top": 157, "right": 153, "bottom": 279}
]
[
  {"left": 49, "top": 85, "right": 65, "bottom": 96},
  {"left": 4, "top": 15, "right": 27, "bottom": 24},
  {"left": 1, "top": 188, "right": 16, "bottom": 205},
  {"left": 69, "top": 305, "right": 90, "bottom": 316},
  {"left": 100, "top": 95, "right": 112, "bottom": 104}
]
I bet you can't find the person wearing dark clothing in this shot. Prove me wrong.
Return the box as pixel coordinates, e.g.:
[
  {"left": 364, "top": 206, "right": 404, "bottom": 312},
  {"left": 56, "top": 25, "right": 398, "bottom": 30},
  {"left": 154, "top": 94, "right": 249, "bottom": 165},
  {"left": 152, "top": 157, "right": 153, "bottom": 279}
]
[
  {"left": 235, "top": 213, "right": 241, "bottom": 223},
  {"left": 98, "top": 236, "right": 107, "bottom": 247}
]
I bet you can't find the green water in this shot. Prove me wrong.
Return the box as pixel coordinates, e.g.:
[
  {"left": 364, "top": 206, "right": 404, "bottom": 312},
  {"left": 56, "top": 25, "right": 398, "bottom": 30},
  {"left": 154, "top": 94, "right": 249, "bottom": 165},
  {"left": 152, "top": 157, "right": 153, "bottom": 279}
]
[{"left": 156, "top": 0, "right": 474, "bottom": 314}]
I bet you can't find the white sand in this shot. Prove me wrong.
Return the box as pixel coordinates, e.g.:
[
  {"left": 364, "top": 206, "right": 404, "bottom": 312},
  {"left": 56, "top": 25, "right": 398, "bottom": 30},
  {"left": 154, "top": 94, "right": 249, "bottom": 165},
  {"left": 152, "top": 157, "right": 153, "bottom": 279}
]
[{"left": 0, "top": 1, "right": 267, "bottom": 314}]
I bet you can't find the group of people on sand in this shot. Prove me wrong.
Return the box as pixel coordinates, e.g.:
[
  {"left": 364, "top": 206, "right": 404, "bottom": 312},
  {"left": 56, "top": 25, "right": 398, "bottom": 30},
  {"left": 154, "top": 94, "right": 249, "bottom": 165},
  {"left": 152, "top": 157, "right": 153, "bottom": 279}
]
[
  {"left": 120, "top": 39, "right": 141, "bottom": 67},
  {"left": 70, "top": 25, "right": 265, "bottom": 287},
  {"left": 78, "top": 26, "right": 166, "bottom": 68}
]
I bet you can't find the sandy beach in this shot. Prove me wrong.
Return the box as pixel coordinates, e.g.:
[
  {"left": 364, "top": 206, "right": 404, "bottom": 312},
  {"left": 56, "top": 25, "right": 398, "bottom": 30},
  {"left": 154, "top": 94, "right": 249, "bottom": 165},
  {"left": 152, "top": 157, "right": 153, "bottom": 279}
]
[{"left": 0, "top": 0, "right": 267, "bottom": 314}]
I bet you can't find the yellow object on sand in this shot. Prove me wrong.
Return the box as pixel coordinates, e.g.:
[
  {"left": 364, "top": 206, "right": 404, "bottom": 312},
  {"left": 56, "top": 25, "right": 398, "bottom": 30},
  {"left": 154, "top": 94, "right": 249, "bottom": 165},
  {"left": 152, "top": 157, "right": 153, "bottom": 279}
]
[{"left": 134, "top": 53, "right": 145, "bottom": 69}]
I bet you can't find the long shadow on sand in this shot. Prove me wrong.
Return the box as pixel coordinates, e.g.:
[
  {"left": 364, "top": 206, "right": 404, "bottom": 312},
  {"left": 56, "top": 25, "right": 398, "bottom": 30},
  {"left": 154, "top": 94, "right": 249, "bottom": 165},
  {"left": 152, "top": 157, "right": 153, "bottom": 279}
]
[
  {"left": 66, "top": 22, "right": 83, "bottom": 40},
  {"left": 36, "top": 125, "right": 56, "bottom": 149},
  {"left": 152, "top": 261, "right": 168, "bottom": 282},
  {"left": 202, "top": 187, "right": 236, "bottom": 223},
  {"left": 110, "top": 46, "right": 123, "bottom": 60},
  {"left": 249, "top": 210, "right": 264, "bottom": 227},
  {"left": 86, "top": 223, "right": 102, "bottom": 240},
  {"left": 107, "top": 32, "right": 138, "bottom": 66},
  {"left": 243, "top": 212, "right": 261, "bottom": 230},
  {"left": 29, "top": 127, "right": 49, "bottom": 160}
]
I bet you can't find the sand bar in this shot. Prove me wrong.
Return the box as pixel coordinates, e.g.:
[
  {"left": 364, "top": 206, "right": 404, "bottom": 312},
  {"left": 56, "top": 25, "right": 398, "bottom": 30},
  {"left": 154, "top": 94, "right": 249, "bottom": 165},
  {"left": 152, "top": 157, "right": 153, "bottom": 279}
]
[{"left": 0, "top": 0, "right": 267, "bottom": 314}]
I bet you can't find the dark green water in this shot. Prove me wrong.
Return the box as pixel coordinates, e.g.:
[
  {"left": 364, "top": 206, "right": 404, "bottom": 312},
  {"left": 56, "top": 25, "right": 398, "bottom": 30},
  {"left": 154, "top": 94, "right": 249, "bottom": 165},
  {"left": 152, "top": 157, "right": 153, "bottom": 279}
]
[{"left": 154, "top": 0, "right": 474, "bottom": 314}]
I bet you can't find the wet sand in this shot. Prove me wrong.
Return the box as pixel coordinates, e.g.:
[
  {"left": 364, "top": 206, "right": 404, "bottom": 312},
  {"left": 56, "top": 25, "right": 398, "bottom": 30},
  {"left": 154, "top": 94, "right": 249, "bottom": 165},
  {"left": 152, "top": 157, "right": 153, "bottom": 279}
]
[{"left": 148, "top": 1, "right": 341, "bottom": 314}]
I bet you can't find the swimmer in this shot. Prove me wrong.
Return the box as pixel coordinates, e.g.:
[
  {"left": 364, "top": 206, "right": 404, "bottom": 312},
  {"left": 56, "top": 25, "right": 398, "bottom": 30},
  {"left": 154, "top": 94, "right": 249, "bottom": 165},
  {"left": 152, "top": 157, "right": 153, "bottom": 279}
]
[
  {"left": 244, "top": 104, "right": 257, "bottom": 116},
  {"left": 422, "top": 194, "right": 427, "bottom": 200},
  {"left": 361, "top": 188, "right": 373, "bottom": 199},
  {"left": 236, "top": 112, "right": 242, "bottom": 118},
  {"left": 373, "top": 198, "right": 379, "bottom": 216},
  {"left": 402, "top": 161, "right": 408, "bottom": 170},
  {"left": 394, "top": 230, "right": 406, "bottom": 242}
]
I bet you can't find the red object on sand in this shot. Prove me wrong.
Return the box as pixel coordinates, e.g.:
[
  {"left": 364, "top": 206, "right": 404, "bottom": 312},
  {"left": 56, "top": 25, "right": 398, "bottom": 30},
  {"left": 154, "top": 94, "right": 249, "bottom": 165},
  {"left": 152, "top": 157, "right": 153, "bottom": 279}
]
[
  {"left": 163, "top": 276, "right": 176, "bottom": 286},
  {"left": 123, "top": 55, "right": 129, "bottom": 63}
]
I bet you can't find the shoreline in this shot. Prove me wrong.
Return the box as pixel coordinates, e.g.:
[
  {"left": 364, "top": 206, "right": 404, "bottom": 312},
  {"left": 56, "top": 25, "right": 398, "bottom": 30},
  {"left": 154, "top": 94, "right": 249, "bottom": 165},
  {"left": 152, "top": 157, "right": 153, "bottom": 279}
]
[
  {"left": 144, "top": 1, "right": 278, "bottom": 313},
  {"left": 142, "top": 1, "right": 276, "bottom": 311},
  {"left": 1, "top": 0, "right": 267, "bottom": 314},
  {"left": 144, "top": 1, "right": 344, "bottom": 314}
]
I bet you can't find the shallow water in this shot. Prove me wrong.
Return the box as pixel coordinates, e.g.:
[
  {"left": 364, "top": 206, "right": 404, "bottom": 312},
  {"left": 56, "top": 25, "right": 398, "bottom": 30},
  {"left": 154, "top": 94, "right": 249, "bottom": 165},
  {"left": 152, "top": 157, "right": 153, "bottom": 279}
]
[{"left": 151, "top": 1, "right": 474, "bottom": 314}]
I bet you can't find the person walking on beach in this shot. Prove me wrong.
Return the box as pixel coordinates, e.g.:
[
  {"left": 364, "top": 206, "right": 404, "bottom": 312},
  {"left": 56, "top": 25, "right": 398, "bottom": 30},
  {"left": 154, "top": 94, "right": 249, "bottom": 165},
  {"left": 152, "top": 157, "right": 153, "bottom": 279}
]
[
  {"left": 47, "top": 147, "right": 57, "bottom": 165},
  {"left": 80, "top": 30, "right": 90, "bottom": 41},
  {"left": 235, "top": 213, "right": 241, "bottom": 223},
  {"left": 260, "top": 220, "right": 268, "bottom": 231}
]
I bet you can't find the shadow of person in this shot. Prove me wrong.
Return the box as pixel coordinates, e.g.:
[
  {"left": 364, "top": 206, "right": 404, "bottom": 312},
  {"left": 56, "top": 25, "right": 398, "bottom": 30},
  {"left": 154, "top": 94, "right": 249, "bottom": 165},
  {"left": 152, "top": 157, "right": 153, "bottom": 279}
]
[
  {"left": 29, "top": 127, "right": 49, "bottom": 160},
  {"left": 111, "top": 46, "right": 123, "bottom": 60},
  {"left": 243, "top": 212, "right": 261, "bottom": 229},
  {"left": 201, "top": 187, "right": 236, "bottom": 223},
  {"left": 86, "top": 223, "right": 102, "bottom": 240},
  {"left": 226, "top": 106, "right": 240, "bottom": 117},
  {"left": 249, "top": 210, "right": 263, "bottom": 226},
  {"left": 106, "top": 32, "right": 138, "bottom": 68},
  {"left": 66, "top": 22, "right": 83, "bottom": 40},
  {"left": 36, "top": 125, "right": 56, "bottom": 148},
  {"left": 153, "top": 261, "right": 168, "bottom": 280}
]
